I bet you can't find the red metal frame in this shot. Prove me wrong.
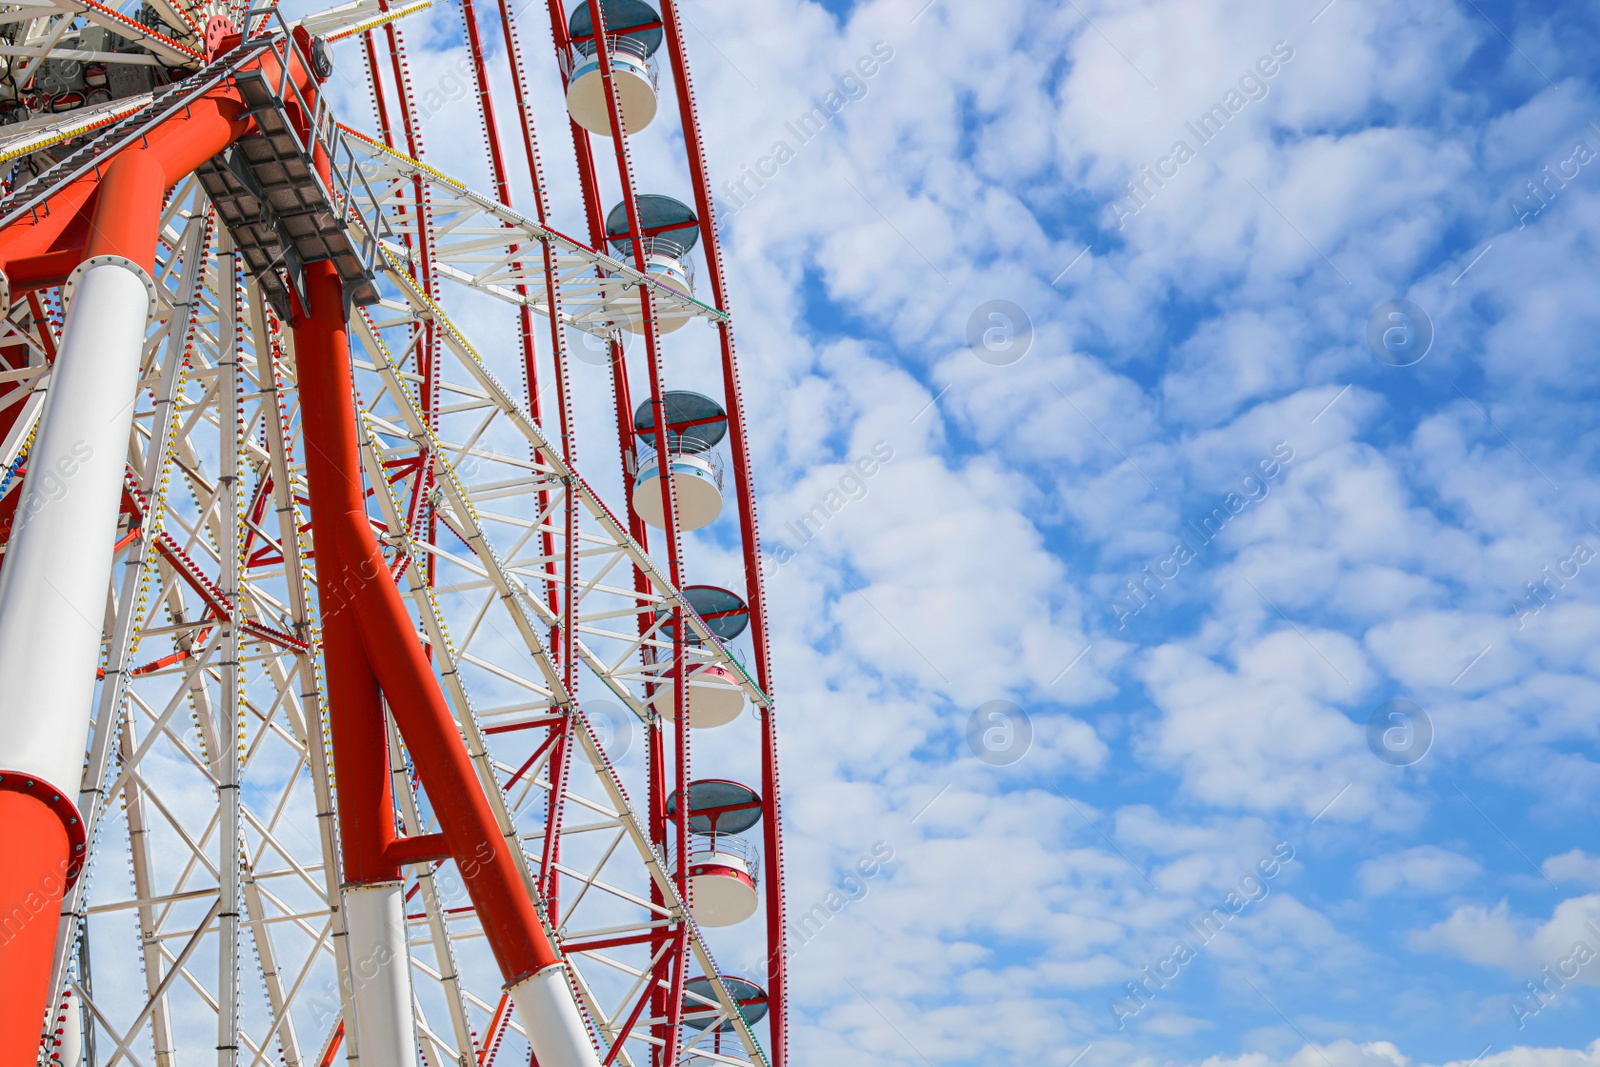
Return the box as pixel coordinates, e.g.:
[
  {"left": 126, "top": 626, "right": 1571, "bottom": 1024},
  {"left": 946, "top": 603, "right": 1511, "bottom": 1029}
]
[
  {"left": 294, "top": 256, "right": 566, "bottom": 985},
  {"left": 533, "top": 0, "right": 789, "bottom": 1061},
  {"left": 540, "top": 4, "right": 688, "bottom": 1062},
  {"left": 0, "top": 0, "right": 789, "bottom": 1058},
  {"left": 586, "top": 5, "right": 697, "bottom": 1058},
  {"left": 656, "top": 6, "right": 788, "bottom": 1056}
]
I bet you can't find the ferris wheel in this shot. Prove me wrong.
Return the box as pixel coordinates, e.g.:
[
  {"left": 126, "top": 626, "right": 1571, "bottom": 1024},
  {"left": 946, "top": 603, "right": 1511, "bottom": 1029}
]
[{"left": 0, "top": 0, "right": 787, "bottom": 1063}]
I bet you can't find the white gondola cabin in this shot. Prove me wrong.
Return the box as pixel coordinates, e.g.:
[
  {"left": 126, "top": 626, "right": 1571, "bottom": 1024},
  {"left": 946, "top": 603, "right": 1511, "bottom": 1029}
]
[
  {"left": 647, "top": 584, "right": 748, "bottom": 726},
  {"left": 668, "top": 780, "right": 763, "bottom": 927},
  {"left": 564, "top": 0, "right": 663, "bottom": 135},
  {"left": 604, "top": 194, "right": 700, "bottom": 335},
  {"left": 631, "top": 391, "right": 726, "bottom": 532}
]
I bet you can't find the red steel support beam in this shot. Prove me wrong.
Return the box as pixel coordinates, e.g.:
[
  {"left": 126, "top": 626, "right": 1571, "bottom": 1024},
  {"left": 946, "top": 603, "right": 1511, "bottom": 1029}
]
[
  {"left": 295, "top": 254, "right": 399, "bottom": 890},
  {"left": 0, "top": 90, "right": 249, "bottom": 286},
  {"left": 293, "top": 259, "right": 562, "bottom": 984},
  {"left": 542, "top": 7, "right": 666, "bottom": 994}
]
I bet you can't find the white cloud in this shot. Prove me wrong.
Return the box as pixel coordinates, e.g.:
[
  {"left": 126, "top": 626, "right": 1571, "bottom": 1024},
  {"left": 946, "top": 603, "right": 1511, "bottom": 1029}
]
[
  {"left": 1358, "top": 846, "right": 1482, "bottom": 896},
  {"left": 1544, "top": 851, "right": 1600, "bottom": 889},
  {"left": 1411, "top": 895, "right": 1600, "bottom": 979},
  {"left": 313, "top": 0, "right": 1600, "bottom": 1062},
  {"left": 1136, "top": 629, "right": 1382, "bottom": 818},
  {"left": 1185, "top": 1039, "right": 1600, "bottom": 1067}
]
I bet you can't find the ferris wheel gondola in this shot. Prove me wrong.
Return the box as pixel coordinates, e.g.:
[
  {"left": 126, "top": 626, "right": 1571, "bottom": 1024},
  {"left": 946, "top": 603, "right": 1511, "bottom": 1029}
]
[{"left": 563, "top": 0, "right": 663, "bottom": 135}]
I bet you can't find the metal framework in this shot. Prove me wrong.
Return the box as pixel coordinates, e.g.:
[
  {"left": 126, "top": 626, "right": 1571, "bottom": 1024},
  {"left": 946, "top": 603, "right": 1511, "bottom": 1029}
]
[{"left": 0, "top": 0, "right": 786, "bottom": 1062}]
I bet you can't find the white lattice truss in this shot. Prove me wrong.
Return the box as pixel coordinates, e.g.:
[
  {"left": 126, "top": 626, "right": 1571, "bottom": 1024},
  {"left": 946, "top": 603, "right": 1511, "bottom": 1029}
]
[{"left": 0, "top": 161, "right": 770, "bottom": 1065}]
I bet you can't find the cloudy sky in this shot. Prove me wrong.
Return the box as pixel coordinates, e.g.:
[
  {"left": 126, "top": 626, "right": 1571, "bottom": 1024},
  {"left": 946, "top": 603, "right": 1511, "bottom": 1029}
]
[{"left": 314, "top": 0, "right": 1600, "bottom": 1063}]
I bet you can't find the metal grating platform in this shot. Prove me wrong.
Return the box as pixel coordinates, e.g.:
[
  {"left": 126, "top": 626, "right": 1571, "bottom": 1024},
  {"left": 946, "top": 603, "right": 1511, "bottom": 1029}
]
[{"left": 196, "top": 67, "right": 379, "bottom": 315}]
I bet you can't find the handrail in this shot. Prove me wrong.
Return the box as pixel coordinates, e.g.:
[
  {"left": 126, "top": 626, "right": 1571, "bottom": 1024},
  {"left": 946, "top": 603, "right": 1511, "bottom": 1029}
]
[
  {"left": 230, "top": 6, "right": 392, "bottom": 293},
  {"left": 564, "top": 31, "right": 654, "bottom": 67},
  {"left": 0, "top": 39, "right": 268, "bottom": 226},
  {"left": 0, "top": 3, "right": 393, "bottom": 294},
  {"left": 677, "top": 832, "right": 760, "bottom": 884},
  {"left": 341, "top": 126, "right": 729, "bottom": 323},
  {"left": 611, "top": 231, "right": 695, "bottom": 268},
  {"left": 632, "top": 439, "right": 724, "bottom": 490}
]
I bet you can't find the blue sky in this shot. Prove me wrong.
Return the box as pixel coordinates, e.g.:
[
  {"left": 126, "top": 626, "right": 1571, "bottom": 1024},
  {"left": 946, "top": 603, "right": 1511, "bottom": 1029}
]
[{"left": 319, "top": 0, "right": 1600, "bottom": 1063}]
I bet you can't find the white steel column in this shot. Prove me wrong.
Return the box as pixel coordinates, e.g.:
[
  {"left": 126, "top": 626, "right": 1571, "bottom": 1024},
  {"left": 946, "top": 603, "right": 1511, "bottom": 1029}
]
[
  {"left": 509, "top": 965, "right": 603, "bottom": 1067},
  {"left": 0, "top": 258, "right": 153, "bottom": 796},
  {"left": 217, "top": 232, "right": 244, "bottom": 1067},
  {"left": 341, "top": 881, "right": 420, "bottom": 1066}
]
